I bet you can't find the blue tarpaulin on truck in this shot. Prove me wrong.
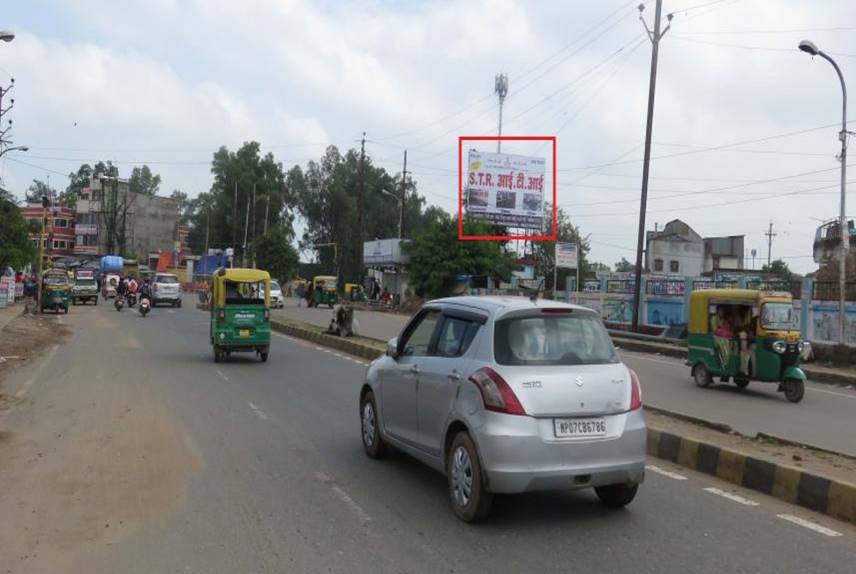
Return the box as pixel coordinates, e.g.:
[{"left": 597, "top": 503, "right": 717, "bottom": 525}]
[
  {"left": 99, "top": 256, "right": 124, "bottom": 272},
  {"left": 194, "top": 254, "right": 228, "bottom": 275}
]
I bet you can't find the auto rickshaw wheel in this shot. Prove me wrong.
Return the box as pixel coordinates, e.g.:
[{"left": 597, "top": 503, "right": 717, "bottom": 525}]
[
  {"left": 259, "top": 349, "right": 269, "bottom": 363},
  {"left": 782, "top": 378, "right": 805, "bottom": 403},
  {"left": 63, "top": 306, "right": 69, "bottom": 314},
  {"left": 693, "top": 363, "right": 712, "bottom": 388}
]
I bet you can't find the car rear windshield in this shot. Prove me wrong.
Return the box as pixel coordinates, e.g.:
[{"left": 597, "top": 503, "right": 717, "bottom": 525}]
[
  {"left": 494, "top": 312, "right": 618, "bottom": 366},
  {"left": 271, "top": 281, "right": 280, "bottom": 291},
  {"left": 156, "top": 275, "right": 178, "bottom": 284}
]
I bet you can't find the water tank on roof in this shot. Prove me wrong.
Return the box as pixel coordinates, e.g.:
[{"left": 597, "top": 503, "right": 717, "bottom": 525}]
[{"left": 99, "top": 255, "right": 124, "bottom": 272}]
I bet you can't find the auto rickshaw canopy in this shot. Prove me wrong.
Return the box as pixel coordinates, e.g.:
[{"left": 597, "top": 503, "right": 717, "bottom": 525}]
[
  {"left": 313, "top": 275, "right": 337, "bottom": 290},
  {"left": 42, "top": 268, "right": 70, "bottom": 286},
  {"left": 210, "top": 267, "right": 271, "bottom": 307},
  {"left": 688, "top": 288, "right": 793, "bottom": 334}
]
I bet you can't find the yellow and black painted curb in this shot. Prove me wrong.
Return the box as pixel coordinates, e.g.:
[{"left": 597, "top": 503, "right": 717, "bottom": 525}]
[
  {"left": 648, "top": 428, "right": 856, "bottom": 525},
  {"left": 269, "top": 319, "right": 385, "bottom": 361}
]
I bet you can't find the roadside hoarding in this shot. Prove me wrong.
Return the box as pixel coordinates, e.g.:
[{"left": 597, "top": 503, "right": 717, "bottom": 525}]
[
  {"left": 556, "top": 242, "right": 578, "bottom": 269},
  {"left": 465, "top": 150, "right": 545, "bottom": 229}
]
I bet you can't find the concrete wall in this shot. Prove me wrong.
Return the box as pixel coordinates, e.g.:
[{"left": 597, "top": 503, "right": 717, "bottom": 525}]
[{"left": 130, "top": 194, "right": 179, "bottom": 259}]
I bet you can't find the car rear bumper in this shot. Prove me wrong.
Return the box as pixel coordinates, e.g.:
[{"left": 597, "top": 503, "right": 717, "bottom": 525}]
[{"left": 475, "top": 409, "right": 647, "bottom": 494}]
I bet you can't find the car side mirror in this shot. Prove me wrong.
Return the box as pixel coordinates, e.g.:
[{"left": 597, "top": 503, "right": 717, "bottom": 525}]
[{"left": 387, "top": 337, "right": 399, "bottom": 359}]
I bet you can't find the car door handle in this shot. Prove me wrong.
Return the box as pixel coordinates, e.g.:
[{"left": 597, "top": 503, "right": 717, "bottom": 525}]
[
  {"left": 447, "top": 371, "right": 460, "bottom": 381},
  {"left": 410, "top": 364, "right": 420, "bottom": 374}
]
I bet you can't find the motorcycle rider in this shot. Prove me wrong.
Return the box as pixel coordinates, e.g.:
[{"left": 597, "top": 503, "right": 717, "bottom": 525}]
[{"left": 116, "top": 276, "right": 128, "bottom": 298}]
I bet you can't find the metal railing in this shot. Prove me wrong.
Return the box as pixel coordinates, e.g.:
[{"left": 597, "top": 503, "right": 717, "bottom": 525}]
[{"left": 812, "top": 281, "right": 856, "bottom": 301}]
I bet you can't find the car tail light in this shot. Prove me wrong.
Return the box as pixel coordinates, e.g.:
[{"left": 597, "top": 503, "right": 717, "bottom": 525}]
[
  {"left": 629, "top": 369, "right": 642, "bottom": 411},
  {"left": 468, "top": 367, "right": 526, "bottom": 416}
]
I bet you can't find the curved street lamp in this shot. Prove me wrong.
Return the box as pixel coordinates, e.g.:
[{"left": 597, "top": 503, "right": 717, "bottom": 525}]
[
  {"left": 0, "top": 144, "right": 28, "bottom": 157},
  {"left": 799, "top": 39, "right": 849, "bottom": 345}
]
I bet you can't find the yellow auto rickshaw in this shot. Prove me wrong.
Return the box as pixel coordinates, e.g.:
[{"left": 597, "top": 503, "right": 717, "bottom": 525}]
[
  {"left": 687, "top": 289, "right": 807, "bottom": 402},
  {"left": 344, "top": 283, "right": 365, "bottom": 302},
  {"left": 209, "top": 268, "right": 271, "bottom": 363},
  {"left": 41, "top": 268, "right": 71, "bottom": 314},
  {"left": 309, "top": 275, "right": 338, "bottom": 308}
]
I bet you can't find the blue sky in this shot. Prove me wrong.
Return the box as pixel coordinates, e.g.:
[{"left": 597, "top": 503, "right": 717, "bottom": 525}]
[{"left": 1, "top": 0, "right": 855, "bottom": 272}]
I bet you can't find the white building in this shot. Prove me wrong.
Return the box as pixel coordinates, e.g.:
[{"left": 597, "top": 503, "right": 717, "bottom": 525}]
[{"left": 645, "top": 219, "right": 704, "bottom": 276}]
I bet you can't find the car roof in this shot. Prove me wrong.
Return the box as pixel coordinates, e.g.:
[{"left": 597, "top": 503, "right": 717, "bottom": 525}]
[{"left": 427, "top": 295, "right": 594, "bottom": 316}]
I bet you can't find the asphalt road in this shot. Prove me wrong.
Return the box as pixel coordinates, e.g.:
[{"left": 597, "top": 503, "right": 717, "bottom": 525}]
[
  {"left": 274, "top": 300, "right": 856, "bottom": 456},
  {"left": 0, "top": 299, "right": 854, "bottom": 573}
]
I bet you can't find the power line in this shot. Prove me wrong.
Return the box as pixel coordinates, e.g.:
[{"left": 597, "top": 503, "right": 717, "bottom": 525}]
[
  {"left": 559, "top": 120, "right": 854, "bottom": 171},
  {"left": 676, "top": 26, "right": 856, "bottom": 35},
  {"left": 670, "top": 34, "right": 856, "bottom": 58}
]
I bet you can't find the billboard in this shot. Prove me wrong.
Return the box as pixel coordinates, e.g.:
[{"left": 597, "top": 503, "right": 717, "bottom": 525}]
[
  {"left": 465, "top": 150, "right": 546, "bottom": 229},
  {"left": 556, "top": 242, "right": 578, "bottom": 269}
]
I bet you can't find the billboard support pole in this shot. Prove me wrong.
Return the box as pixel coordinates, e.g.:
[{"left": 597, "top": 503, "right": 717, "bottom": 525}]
[{"left": 552, "top": 248, "right": 558, "bottom": 300}]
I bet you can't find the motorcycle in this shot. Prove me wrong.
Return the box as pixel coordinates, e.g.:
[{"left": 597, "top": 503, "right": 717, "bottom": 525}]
[
  {"left": 114, "top": 296, "right": 124, "bottom": 312},
  {"left": 126, "top": 292, "right": 137, "bottom": 308},
  {"left": 139, "top": 296, "right": 151, "bottom": 317}
]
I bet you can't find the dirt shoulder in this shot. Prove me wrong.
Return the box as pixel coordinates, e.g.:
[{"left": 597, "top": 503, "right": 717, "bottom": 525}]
[{"left": 0, "top": 311, "right": 71, "bottom": 402}]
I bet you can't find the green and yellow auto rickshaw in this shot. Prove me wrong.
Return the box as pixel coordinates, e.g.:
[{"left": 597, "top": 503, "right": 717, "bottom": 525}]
[
  {"left": 209, "top": 268, "right": 271, "bottom": 363},
  {"left": 309, "top": 275, "right": 338, "bottom": 308},
  {"left": 687, "top": 289, "right": 808, "bottom": 403},
  {"left": 41, "top": 268, "right": 71, "bottom": 314}
]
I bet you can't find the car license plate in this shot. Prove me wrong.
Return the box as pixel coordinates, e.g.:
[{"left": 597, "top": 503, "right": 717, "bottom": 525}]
[
  {"left": 553, "top": 418, "right": 607, "bottom": 438},
  {"left": 239, "top": 329, "right": 250, "bottom": 337}
]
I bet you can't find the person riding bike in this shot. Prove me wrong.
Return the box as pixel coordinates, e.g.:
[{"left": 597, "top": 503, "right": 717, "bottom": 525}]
[
  {"left": 139, "top": 278, "right": 152, "bottom": 301},
  {"left": 116, "top": 277, "right": 128, "bottom": 298}
]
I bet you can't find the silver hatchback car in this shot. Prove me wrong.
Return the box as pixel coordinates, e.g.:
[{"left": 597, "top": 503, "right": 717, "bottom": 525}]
[{"left": 359, "top": 296, "right": 646, "bottom": 522}]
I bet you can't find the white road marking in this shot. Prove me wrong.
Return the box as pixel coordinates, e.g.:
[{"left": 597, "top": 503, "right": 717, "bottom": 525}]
[
  {"left": 315, "top": 472, "right": 371, "bottom": 523},
  {"left": 646, "top": 464, "right": 688, "bottom": 480},
  {"left": 776, "top": 514, "right": 842, "bottom": 537},
  {"left": 248, "top": 401, "right": 269, "bottom": 421},
  {"left": 703, "top": 487, "right": 760, "bottom": 506},
  {"left": 215, "top": 369, "right": 228, "bottom": 381},
  {"left": 14, "top": 345, "right": 60, "bottom": 399}
]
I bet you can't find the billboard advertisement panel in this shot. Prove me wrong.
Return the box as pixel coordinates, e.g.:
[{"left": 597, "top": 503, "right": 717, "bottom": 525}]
[
  {"left": 556, "top": 242, "right": 578, "bottom": 269},
  {"left": 465, "top": 150, "right": 545, "bottom": 229}
]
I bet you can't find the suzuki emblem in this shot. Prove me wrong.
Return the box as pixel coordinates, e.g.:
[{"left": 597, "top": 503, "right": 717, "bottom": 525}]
[{"left": 575, "top": 375, "right": 584, "bottom": 387}]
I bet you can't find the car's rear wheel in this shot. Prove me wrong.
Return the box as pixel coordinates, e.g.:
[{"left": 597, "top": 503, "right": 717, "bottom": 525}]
[
  {"left": 595, "top": 483, "right": 639, "bottom": 509},
  {"left": 447, "top": 432, "right": 492, "bottom": 523},
  {"left": 360, "top": 391, "right": 387, "bottom": 459},
  {"left": 693, "top": 363, "right": 712, "bottom": 387},
  {"left": 213, "top": 346, "right": 222, "bottom": 363}
]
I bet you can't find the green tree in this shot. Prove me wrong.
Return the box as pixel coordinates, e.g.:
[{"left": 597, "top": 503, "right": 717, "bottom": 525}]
[
  {"left": 0, "top": 198, "right": 36, "bottom": 270},
  {"left": 589, "top": 261, "right": 611, "bottom": 272},
  {"left": 255, "top": 225, "right": 299, "bottom": 282},
  {"left": 761, "top": 259, "right": 798, "bottom": 281},
  {"left": 532, "top": 206, "right": 591, "bottom": 291},
  {"left": 25, "top": 179, "right": 56, "bottom": 203},
  {"left": 290, "top": 145, "right": 435, "bottom": 283},
  {"left": 404, "top": 214, "right": 514, "bottom": 297},
  {"left": 128, "top": 165, "right": 162, "bottom": 196},
  {"left": 186, "top": 142, "right": 293, "bottom": 262},
  {"left": 615, "top": 257, "right": 636, "bottom": 272},
  {"left": 62, "top": 161, "right": 119, "bottom": 208}
]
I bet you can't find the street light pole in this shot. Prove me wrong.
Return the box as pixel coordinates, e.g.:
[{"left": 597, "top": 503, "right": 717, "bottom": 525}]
[{"left": 800, "top": 40, "right": 849, "bottom": 345}]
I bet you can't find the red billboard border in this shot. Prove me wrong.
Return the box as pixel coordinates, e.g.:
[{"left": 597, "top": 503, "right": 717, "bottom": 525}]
[{"left": 458, "top": 135, "right": 557, "bottom": 241}]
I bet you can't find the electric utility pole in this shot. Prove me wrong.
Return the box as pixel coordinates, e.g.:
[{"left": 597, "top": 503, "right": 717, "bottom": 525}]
[
  {"left": 232, "top": 181, "right": 238, "bottom": 254},
  {"left": 357, "top": 132, "right": 366, "bottom": 279},
  {"left": 399, "top": 149, "right": 409, "bottom": 239},
  {"left": 495, "top": 74, "right": 508, "bottom": 153},
  {"left": 631, "top": 0, "right": 672, "bottom": 332},
  {"left": 765, "top": 221, "right": 777, "bottom": 266}
]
